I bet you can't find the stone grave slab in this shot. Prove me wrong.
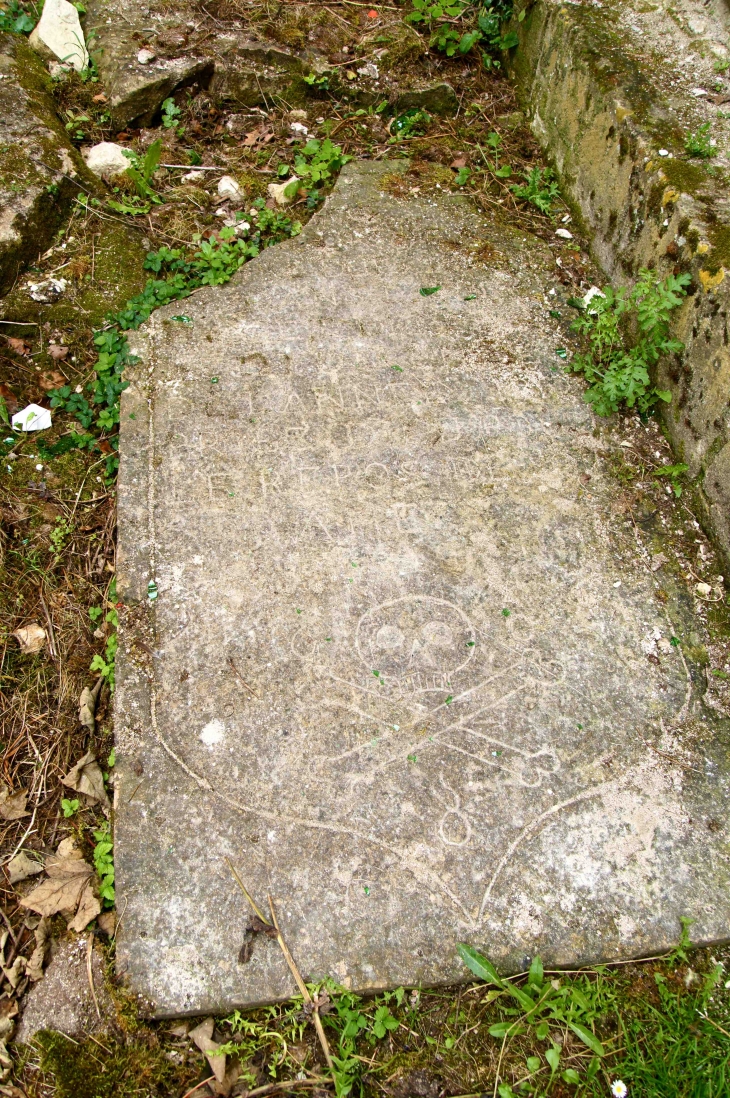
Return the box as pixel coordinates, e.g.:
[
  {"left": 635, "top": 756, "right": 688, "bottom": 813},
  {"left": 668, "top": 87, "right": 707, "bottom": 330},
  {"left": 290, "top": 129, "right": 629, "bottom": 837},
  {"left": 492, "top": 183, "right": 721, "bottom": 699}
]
[{"left": 115, "top": 161, "right": 730, "bottom": 1016}]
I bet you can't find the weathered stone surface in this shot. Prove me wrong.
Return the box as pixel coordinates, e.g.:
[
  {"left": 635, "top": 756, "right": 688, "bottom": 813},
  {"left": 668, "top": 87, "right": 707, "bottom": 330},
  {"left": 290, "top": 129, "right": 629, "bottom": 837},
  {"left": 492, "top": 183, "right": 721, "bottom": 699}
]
[
  {"left": 84, "top": 0, "right": 213, "bottom": 129},
  {"left": 83, "top": 141, "right": 130, "bottom": 179},
  {"left": 115, "top": 161, "right": 730, "bottom": 1017},
  {"left": 508, "top": 0, "right": 730, "bottom": 568},
  {"left": 29, "top": 0, "right": 89, "bottom": 72},
  {"left": 15, "top": 936, "right": 115, "bottom": 1043},
  {"left": 210, "top": 37, "right": 313, "bottom": 108},
  {"left": 0, "top": 33, "right": 91, "bottom": 294},
  {"left": 395, "top": 81, "right": 458, "bottom": 116}
]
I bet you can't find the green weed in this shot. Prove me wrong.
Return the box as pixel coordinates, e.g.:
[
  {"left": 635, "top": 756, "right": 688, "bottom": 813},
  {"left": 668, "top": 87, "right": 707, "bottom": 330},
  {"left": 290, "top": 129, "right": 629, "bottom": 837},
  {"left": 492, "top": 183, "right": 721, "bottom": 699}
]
[
  {"left": 280, "top": 138, "right": 351, "bottom": 203},
  {"left": 510, "top": 165, "right": 559, "bottom": 214},
  {"left": 685, "top": 122, "right": 716, "bottom": 159},
  {"left": 569, "top": 269, "right": 690, "bottom": 416},
  {"left": 49, "top": 517, "right": 74, "bottom": 562},
  {"left": 0, "top": 0, "right": 35, "bottom": 32},
  {"left": 654, "top": 462, "right": 689, "bottom": 498},
  {"left": 161, "top": 97, "right": 183, "bottom": 134},
  {"left": 107, "top": 139, "right": 163, "bottom": 215},
  {"left": 92, "top": 820, "right": 114, "bottom": 905},
  {"left": 61, "top": 797, "right": 80, "bottom": 818},
  {"left": 406, "top": 1, "right": 518, "bottom": 67}
]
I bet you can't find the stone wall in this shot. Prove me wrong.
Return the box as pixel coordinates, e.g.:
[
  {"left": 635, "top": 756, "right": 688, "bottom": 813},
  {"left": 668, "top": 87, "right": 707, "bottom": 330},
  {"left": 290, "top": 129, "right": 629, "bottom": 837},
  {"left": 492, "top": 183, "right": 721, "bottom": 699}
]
[{"left": 508, "top": 0, "right": 730, "bottom": 567}]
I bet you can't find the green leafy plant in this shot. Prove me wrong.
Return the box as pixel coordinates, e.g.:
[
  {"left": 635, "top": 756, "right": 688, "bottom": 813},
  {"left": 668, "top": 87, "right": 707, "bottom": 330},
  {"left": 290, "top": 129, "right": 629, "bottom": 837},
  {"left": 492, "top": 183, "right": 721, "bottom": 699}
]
[
  {"left": 161, "top": 96, "right": 183, "bottom": 133},
  {"left": 64, "top": 110, "right": 91, "bottom": 142},
  {"left": 511, "top": 165, "right": 559, "bottom": 214},
  {"left": 89, "top": 579, "right": 118, "bottom": 689},
  {"left": 303, "top": 71, "right": 331, "bottom": 91},
  {"left": 61, "top": 798, "right": 80, "bottom": 818},
  {"left": 389, "top": 107, "right": 431, "bottom": 140},
  {"left": 569, "top": 269, "right": 691, "bottom": 416},
  {"left": 458, "top": 946, "right": 608, "bottom": 1087},
  {"left": 92, "top": 821, "right": 114, "bottom": 905},
  {"left": 0, "top": 0, "right": 35, "bottom": 32},
  {"left": 49, "top": 517, "right": 73, "bottom": 562},
  {"left": 478, "top": 131, "right": 512, "bottom": 178},
  {"left": 406, "top": 1, "right": 517, "bottom": 65},
  {"left": 654, "top": 462, "right": 689, "bottom": 498},
  {"left": 685, "top": 122, "right": 716, "bottom": 159},
  {"left": 282, "top": 138, "right": 352, "bottom": 202},
  {"left": 108, "top": 138, "right": 163, "bottom": 214}
]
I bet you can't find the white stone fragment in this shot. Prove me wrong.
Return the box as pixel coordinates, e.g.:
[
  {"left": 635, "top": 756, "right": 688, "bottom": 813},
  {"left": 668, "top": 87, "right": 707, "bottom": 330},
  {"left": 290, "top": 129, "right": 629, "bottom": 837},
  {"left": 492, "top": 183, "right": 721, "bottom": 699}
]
[
  {"left": 28, "top": 278, "right": 67, "bottom": 303},
  {"left": 290, "top": 122, "right": 309, "bottom": 135},
  {"left": 267, "top": 177, "right": 299, "bottom": 206},
  {"left": 29, "top": 0, "right": 89, "bottom": 72},
  {"left": 555, "top": 228, "right": 573, "bottom": 239},
  {"left": 83, "top": 142, "right": 131, "bottom": 179},
  {"left": 217, "top": 175, "right": 241, "bottom": 199},
  {"left": 137, "top": 48, "right": 156, "bottom": 64}
]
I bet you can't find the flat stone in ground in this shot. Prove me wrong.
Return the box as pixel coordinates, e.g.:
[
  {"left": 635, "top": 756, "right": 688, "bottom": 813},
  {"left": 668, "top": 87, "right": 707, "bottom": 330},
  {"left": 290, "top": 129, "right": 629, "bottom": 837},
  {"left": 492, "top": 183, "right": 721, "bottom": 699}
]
[{"left": 115, "top": 161, "right": 730, "bottom": 1016}]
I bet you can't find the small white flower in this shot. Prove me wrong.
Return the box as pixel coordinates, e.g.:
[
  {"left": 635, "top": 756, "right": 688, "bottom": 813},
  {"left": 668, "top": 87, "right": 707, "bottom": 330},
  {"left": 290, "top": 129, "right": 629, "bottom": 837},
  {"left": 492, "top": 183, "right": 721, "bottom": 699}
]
[{"left": 611, "top": 1082, "right": 628, "bottom": 1098}]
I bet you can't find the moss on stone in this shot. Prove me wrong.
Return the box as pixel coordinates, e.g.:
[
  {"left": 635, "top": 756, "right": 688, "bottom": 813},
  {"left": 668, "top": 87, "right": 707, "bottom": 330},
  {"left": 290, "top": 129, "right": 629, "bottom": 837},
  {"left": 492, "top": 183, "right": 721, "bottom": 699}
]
[
  {"left": 706, "top": 222, "right": 730, "bottom": 276},
  {"left": 660, "top": 158, "right": 713, "bottom": 197}
]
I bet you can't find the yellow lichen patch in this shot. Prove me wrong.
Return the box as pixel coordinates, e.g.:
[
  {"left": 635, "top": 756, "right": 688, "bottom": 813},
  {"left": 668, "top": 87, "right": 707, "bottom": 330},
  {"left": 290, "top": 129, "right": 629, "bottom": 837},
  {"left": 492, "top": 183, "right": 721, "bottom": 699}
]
[
  {"left": 699, "top": 267, "right": 725, "bottom": 292},
  {"left": 696, "top": 241, "right": 711, "bottom": 255},
  {"left": 662, "top": 187, "right": 680, "bottom": 207},
  {"left": 615, "top": 104, "right": 633, "bottom": 123}
]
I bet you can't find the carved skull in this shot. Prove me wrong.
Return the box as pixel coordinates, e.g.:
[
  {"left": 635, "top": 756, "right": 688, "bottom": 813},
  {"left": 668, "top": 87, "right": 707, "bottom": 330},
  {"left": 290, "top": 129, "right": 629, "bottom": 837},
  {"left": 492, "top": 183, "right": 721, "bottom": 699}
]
[{"left": 356, "top": 596, "right": 475, "bottom": 683}]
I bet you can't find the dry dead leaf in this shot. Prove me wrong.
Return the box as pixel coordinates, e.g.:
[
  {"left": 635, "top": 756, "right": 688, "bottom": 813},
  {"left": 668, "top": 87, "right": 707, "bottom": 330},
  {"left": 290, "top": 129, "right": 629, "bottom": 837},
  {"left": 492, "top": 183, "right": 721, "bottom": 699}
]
[
  {"left": 451, "top": 156, "right": 467, "bottom": 168},
  {"left": 39, "top": 369, "right": 67, "bottom": 391},
  {"left": 47, "top": 344, "right": 68, "bottom": 362},
  {"left": 5, "top": 336, "right": 29, "bottom": 356},
  {"left": 189, "top": 1018, "right": 227, "bottom": 1083},
  {"left": 1, "top": 956, "right": 24, "bottom": 991},
  {"left": 13, "top": 624, "right": 46, "bottom": 654},
  {"left": 97, "top": 910, "right": 116, "bottom": 937},
  {"left": 25, "top": 917, "right": 50, "bottom": 982},
  {"left": 19, "top": 838, "right": 94, "bottom": 918},
  {"left": 92, "top": 92, "right": 107, "bottom": 102},
  {"left": 0, "top": 787, "right": 29, "bottom": 821},
  {"left": 62, "top": 751, "right": 110, "bottom": 810},
  {"left": 6, "top": 851, "right": 43, "bottom": 884},
  {"left": 68, "top": 881, "right": 101, "bottom": 933}
]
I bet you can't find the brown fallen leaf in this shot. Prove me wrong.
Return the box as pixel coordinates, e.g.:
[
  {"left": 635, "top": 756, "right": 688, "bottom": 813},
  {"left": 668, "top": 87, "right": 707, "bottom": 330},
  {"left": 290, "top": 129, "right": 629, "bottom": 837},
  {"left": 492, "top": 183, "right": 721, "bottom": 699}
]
[
  {"left": 97, "top": 910, "right": 116, "bottom": 936},
  {"left": 5, "top": 336, "right": 29, "bottom": 356},
  {"left": 451, "top": 156, "right": 467, "bottom": 168},
  {"left": 39, "top": 369, "right": 67, "bottom": 391},
  {"left": 6, "top": 851, "right": 43, "bottom": 884},
  {"left": 189, "top": 1018, "right": 227, "bottom": 1084},
  {"left": 62, "top": 751, "right": 110, "bottom": 811},
  {"left": 19, "top": 838, "right": 94, "bottom": 918},
  {"left": 0, "top": 787, "right": 29, "bottom": 821},
  {"left": 13, "top": 624, "right": 46, "bottom": 654},
  {"left": 26, "top": 916, "right": 50, "bottom": 982},
  {"left": 0, "top": 383, "right": 19, "bottom": 415},
  {"left": 92, "top": 92, "right": 107, "bottom": 102},
  {"left": 68, "top": 880, "right": 101, "bottom": 933},
  {"left": 47, "top": 344, "right": 69, "bottom": 362}
]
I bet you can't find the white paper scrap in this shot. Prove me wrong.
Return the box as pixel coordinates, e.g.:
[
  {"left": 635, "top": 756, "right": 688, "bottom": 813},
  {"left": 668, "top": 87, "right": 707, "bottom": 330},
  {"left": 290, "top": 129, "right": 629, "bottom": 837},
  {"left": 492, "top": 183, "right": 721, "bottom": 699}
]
[{"left": 12, "top": 404, "right": 52, "bottom": 432}]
